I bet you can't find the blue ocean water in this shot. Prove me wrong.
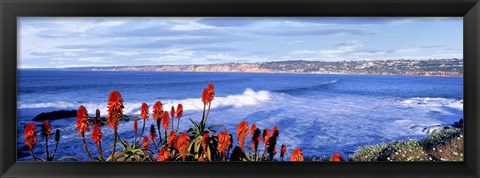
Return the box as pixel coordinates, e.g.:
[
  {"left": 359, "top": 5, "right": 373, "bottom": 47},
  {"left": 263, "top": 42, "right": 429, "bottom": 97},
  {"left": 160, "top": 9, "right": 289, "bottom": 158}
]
[{"left": 17, "top": 70, "right": 463, "bottom": 161}]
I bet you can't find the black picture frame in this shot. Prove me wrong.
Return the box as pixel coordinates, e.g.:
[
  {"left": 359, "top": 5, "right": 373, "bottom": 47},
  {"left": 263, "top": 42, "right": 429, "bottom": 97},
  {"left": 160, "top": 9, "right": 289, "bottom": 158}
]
[{"left": 1, "top": 0, "right": 479, "bottom": 177}]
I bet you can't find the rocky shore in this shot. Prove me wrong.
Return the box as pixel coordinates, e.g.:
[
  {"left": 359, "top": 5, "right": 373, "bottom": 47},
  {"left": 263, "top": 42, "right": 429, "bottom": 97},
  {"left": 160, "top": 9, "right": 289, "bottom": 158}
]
[{"left": 68, "top": 59, "right": 464, "bottom": 77}]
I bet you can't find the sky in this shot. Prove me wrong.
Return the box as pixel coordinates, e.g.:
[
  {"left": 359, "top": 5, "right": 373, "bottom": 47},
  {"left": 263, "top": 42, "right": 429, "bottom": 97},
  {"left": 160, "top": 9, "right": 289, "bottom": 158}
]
[{"left": 18, "top": 17, "right": 463, "bottom": 69}]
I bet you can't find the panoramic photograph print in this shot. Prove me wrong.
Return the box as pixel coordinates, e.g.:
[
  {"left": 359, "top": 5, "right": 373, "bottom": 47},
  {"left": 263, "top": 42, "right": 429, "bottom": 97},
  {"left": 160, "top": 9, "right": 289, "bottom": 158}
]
[{"left": 17, "top": 17, "right": 463, "bottom": 162}]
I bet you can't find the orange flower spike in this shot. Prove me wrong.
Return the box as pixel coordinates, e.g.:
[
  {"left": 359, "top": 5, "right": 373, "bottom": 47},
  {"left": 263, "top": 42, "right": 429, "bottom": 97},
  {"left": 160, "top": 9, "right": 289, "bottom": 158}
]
[
  {"left": 201, "top": 88, "right": 209, "bottom": 105},
  {"left": 177, "top": 132, "right": 191, "bottom": 161},
  {"left": 267, "top": 126, "right": 280, "bottom": 158},
  {"left": 167, "top": 130, "right": 177, "bottom": 148},
  {"left": 91, "top": 124, "right": 103, "bottom": 147},
  {"left": 149, "top": 124, "right": 157, "bottom": 141},
  {"left": 170, "top": 106, "right": 175, "bottom": 120},
  {"left": 207, "top": 83, "right": 215, "bottom": 103},
  {"left": 201, "top": 133, "right": 210, "bottom": 153},
  {"left": 250, "top": 123, "right": 257, "bottom": 136},
  {"left": 41, "top": 120, "right": 52, "bottom": 138},
  {"left": 141, "top": 103, "right": 149, "bottom": 121},
  {"left": 280, "top": 145, "right": 287, "bottom": 159},
  {"left": 236, "top": 121, "right": 249, "bottom": 151},
  {"left": 107, "top": 91, "right": 123, "bottom": 131},
  {"left": 76, "top": 105, "right": 90, "bottom": 135},
  {"left": 262, "top": 128, "right": 271, "bottom": 145},
  {"left": 162, "top": 111, "right": 170, "bottom": 131},
  {"left": 273, "top": 126, "right": 279, "bottom": 135},
  {"left": 289, "top": 148, "right": 304, "bottom": 161},
  {"left": 141, "top": 136, "right": 150, "bottom": 150},
  {"left": 152, "top": 101, "right": 163, "bottom": 123},
  {"left": 157, "top": 147, "right": 171, "bottom": 161},
  {"left": 176, "top": 104, "right": 183, "bottom": 119},
  {"left": 330, "top": 153, "right": 342, "bottom": 162},
  {"left": 24, "top": 122, "right": 37, "bottom": 150},
  {"left": 217, "top": 130, "right": 232, "bottom": 159},
  {"left": 133, "top": 119, "right": 138, "bottom": 133}
]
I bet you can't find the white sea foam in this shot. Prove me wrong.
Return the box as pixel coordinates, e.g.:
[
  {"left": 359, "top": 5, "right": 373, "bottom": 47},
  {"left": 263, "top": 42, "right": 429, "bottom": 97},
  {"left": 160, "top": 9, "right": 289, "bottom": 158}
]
[
  {"left": 401, "top": 97, "right": 463, "bottom": 109},
  {"left": 18, "top": 88, "right": 272, "bottom": 116},
  {"left": 400, "top": 97, "right": 463, "bottom": 116}
]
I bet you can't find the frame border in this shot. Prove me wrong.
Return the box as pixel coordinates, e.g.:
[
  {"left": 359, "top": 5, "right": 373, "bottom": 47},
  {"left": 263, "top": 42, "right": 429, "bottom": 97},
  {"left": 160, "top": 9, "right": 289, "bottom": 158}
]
[{"left": 1, "top": 0, "right": 479, "bottom": 177}]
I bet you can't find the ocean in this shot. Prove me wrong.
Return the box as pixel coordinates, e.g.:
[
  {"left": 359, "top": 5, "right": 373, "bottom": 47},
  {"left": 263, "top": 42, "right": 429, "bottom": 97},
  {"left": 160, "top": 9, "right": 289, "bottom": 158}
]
[{"left": 17, "top": 70, "right": 463, "bottom": 161}]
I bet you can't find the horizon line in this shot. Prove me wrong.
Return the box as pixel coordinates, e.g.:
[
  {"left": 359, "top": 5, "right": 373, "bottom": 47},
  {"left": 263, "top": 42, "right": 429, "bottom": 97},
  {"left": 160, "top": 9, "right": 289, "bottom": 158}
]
[{"left": 18, "top": 58, "right": 463, "bottom": 69}]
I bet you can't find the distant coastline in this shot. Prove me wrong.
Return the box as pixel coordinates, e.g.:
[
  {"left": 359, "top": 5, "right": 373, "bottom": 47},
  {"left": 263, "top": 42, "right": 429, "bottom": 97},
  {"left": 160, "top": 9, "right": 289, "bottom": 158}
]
[{"left": 21, "top": 58, "right": 463, "bottom": 77}]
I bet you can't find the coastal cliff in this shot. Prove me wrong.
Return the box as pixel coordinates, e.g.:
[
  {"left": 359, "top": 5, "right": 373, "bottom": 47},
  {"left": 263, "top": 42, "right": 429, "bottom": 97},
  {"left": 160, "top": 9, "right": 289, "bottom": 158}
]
[{"left": 85, "top": 59, "right": 463, "bottom": 76}]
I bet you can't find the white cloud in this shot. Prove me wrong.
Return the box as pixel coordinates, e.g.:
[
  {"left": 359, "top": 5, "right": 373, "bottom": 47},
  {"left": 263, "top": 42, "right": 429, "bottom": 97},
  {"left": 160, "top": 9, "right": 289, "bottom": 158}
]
[
  {"left": 78, "top": 57, "right": 105, "bottom": 62},
  {"left": 146, "top": 48, "right": 195, "bottom": 56},
  {"left": 289, "top": 40, "right": 362, "bottom": 58},
  {"left": 92, "top": 51, "right": 138, "bottom": 56}
]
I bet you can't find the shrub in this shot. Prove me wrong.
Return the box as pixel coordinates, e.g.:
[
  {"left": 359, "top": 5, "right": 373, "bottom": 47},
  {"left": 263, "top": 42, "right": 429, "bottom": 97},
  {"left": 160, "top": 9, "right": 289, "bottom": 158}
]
[
  {"left": 419, "top": 128, "right": 463, "bottom": 150},
  {"left": 386, "top": 139, "right": 429, "bottom": 161},
  {"left": 352, "top": 128, "right": 464, "bottom": 161},
  {"left": 352, "top": 143, "right": 389, "bottom": 161},
  {"left": 420, "top": 128, "right": 463, "bottom": 161}
]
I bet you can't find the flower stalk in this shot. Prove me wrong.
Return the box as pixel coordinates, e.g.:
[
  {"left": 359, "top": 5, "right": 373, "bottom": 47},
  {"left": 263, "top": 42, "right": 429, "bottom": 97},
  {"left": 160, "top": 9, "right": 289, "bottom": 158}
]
[{"left": 107, "top": 91, "right": 124, "bottom": 161}]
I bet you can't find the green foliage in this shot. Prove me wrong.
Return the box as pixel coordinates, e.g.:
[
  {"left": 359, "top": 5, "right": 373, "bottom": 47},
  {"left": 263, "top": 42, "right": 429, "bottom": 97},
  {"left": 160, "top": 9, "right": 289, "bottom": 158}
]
[
  {"left": 352, "top": 143, "right": 390, "bottom": 161},
  {"left": 418, "top": 128, "right": 463, "bottom": 150},
  {"left": 421, "top": 128, "right": 464, "bottom": 161},
  {"left": 109, "top": 137, "right": 153, "bottom": 161},
  {"left": 352, "top": 128, "right": 464, "bottom": 161},
  {"left": 186, "top": 131, "right": 220, "bottom": 161},
  {"left": 386, "top": 139, "right": 429, "bottom": 161}
]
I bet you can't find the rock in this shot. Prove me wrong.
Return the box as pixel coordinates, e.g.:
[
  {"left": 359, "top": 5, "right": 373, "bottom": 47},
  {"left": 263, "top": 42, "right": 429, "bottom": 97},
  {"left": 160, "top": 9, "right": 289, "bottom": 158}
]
[
  {"left": 421, "top": 124, "right": 452, "bottom": 134},
  {"left": 452, "top": 118, "right": 463, "bottom": 129},
  {"left": 33, "top": 109, "right": 138, "bottom": 124},
  {"left": 89, "top": 115, "right": 137, "bottom": 126},
  {"left": 32, "top": 110, "right": 77, "bottom": 121}
]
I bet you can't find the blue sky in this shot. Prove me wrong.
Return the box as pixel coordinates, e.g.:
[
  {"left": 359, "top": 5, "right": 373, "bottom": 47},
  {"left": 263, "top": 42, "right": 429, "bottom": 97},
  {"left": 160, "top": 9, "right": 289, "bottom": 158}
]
[{"left": 18, "top": 17, "right": 462, "bottom": 68}]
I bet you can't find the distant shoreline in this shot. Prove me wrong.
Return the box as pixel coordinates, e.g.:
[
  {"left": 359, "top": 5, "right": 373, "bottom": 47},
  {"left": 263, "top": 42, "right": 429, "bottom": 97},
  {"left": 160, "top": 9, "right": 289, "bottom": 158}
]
[
  {"left": 19, "top": 58, "right": 463, "bottom": 77},
  {"left": 19, "top": 68, "right": 463, "bottom": 77}
]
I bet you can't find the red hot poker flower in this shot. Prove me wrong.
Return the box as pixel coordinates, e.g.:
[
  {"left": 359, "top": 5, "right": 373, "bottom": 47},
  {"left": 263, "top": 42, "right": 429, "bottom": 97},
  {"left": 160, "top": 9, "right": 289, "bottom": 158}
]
[
  {"left": 170, "top": 106, "right": 175, "bottom": 120},
  {"left": 290, "top": 148, "right": 304, "bottom": 161},
  {"left": 162, "top": 111, "right": 170, "bottom": 131},
  {"left": 153, "top": 101, "right": 163, "bottom": 123},
  {"left": 201, "top": 88, "right": 209, "bottom": 105},
  {"left": 41, "top": 120, "right": 52, "bottom": 138},
  {"left": 330, "top": 153, "right": 342, "bottom": 162},
  {"left": 141, "top": 136, "right": 150, "bottom": 150},
  {"left": 76, "top": 105, "right": 90, "bottom": 136},
  {"left": 168, "top": 131, "right": 177, "bottom": 148},
  {"left": 267, "top": 126, "right": 280, "bottom": 157},
  {"left": 217, "top": 130, "right": 232, "bottom": 159},
  {"left": 141, "top": 103, "right": 149, "bottom": 121},
  {"left": 91, "top": 124, "right": 103, "bottom": 147},
  {"left": 262, "top": 128, "right": 271, "bottom": 145},
  {"left": 157, "top": 147, "right": 171, "bottom": 161},
  {"left": 207, "top": 83, "right": 214, "bottom": 101},
  {"left": 280, "top": 145, "right": 287, "bottom": 159},
  {"left": 176, "top": 104, "right": 183, "bottom": 119},
  {"left": 201, "top": 83, "right": 215, "bottom": 105},
  {"left": 236, "top": 121, "right": 249, "bottom": 151},
  {"left": 133, "top": 119, "right": 138, "bottom": 133},
  {"left": 24, "top": 122, "right": 37, "bottom": 150},
  {"left": 107, "top": 91, "right": 123, "bottom": 131},
  {"left": 250, "top": 123, "right": 257, "bottom": 137},
  {"left": 177, "top": 132, "right": 190, "bottom": 161}
]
